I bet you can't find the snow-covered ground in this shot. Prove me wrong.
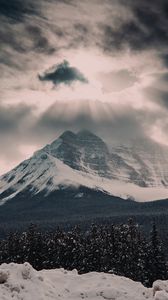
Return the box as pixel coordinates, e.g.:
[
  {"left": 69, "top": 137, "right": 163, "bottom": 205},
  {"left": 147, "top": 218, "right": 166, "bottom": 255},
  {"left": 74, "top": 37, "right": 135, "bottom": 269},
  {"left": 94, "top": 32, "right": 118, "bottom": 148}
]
[{"left": 0, "top": 262, "right": 167, "bottom": 300}]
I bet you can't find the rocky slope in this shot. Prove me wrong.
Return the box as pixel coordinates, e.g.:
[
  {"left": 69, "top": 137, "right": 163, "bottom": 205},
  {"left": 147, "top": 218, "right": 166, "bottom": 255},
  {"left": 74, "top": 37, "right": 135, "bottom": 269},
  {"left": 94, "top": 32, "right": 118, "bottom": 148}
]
[{"left": 0, "top": 130, "right": 168, "bottom": 205}]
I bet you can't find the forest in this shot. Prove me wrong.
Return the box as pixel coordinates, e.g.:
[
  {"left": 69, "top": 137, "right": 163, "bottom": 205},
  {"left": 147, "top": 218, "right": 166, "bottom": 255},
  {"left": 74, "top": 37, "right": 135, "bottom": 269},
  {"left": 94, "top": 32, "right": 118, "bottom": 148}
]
[{"left": 0, "top": 219, "right": 167, "bottom": 287}]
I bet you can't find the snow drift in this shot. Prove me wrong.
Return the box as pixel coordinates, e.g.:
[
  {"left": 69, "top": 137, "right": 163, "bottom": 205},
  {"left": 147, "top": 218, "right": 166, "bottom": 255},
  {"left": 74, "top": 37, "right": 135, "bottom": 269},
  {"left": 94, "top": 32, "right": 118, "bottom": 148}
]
[{"left": 0, "top": 262, "right": 167, "bottom": 300}]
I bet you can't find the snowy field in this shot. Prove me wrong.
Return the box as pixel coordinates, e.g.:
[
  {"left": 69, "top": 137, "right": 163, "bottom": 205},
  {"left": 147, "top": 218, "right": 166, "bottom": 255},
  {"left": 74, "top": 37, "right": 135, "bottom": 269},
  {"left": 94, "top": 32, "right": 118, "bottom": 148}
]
[{"left": 0, "top": 263, "right": 167, "bottom": 300}]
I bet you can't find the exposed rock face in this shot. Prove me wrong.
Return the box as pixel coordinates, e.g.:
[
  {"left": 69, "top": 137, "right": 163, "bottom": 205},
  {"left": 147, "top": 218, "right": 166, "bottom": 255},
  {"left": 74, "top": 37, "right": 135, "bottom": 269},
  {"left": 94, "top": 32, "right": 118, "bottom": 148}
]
[
  {"left": 47, "top": 130, "right": 111, "bottom": 177},
  {"left": 0, "top": 130, "right": 168, "bottom": 206}
]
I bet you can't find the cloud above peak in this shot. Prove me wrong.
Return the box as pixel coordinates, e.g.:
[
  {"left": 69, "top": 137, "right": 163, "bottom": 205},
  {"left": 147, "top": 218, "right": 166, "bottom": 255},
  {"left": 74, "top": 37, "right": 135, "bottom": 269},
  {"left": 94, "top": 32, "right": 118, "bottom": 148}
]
[
  {"left": 38, "top": 60, "right": 88, "bottom": 87},
  {"left": 1, "top": 0, "right": 168, "bottom": 174}
]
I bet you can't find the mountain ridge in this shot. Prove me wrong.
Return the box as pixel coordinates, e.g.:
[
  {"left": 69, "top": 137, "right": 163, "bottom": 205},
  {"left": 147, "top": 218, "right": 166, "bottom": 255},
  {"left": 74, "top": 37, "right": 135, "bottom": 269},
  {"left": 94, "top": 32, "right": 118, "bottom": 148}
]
[{"left": 0, "top": 130, "right": 168, "bottom": 206}]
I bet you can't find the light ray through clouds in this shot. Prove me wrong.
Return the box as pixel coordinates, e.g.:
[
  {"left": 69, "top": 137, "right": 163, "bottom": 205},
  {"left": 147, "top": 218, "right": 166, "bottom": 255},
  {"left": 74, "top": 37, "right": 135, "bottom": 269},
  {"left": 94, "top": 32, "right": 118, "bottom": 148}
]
[{"left": 1, "top": 0, "right": 168, "bottom": 174}]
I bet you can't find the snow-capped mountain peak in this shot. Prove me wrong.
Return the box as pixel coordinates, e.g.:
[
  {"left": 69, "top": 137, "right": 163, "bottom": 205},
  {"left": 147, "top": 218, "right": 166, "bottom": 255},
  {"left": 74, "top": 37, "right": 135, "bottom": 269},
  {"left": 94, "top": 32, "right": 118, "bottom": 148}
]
[
  {"left": 0, "top": 130, "right": 168, "bottom": 204},
  {"left": 43, "top": 130, "right": 110, "bottom": 176}
]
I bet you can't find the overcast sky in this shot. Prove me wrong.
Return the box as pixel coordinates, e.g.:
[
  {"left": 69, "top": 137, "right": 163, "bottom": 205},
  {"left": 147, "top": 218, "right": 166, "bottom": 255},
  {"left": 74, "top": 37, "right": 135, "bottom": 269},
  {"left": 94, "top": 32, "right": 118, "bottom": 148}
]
[{"left": 1, "top": 0, "right": 168, "bottom": 174}]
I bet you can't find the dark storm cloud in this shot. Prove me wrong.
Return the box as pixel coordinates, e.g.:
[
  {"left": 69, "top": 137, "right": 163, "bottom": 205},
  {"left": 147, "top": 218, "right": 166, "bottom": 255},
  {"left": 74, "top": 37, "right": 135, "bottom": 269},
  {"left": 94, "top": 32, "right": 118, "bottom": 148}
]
[
  {"left": 0, "top": 103, "right": 33, "bottom": 134},
  {"left": 0, "top": 23, "right": 54, "bottom": 56},
  {"left": 1, "top": 0, "right": 168, "bottom": 170},
  {"left": 0, "top": 27, "right": 27, "bottom": 54},
  {"left": 101, "top": 0, "right": 168, "bottom": 52},
  {"left": 159, "top": 91, "right": 168, "bottom": 108},
  {"left": 0, "top": 0, "right": 38, "bottom": 22},
  {"left": 1, "top": 0, "right": 168, "bottom": 67},
  {"left": 73, "top": 23, "right": 89, "bottom": 35},
  {"left": 25, "top": 25, "right": 55, "bottom": 54},
  {"left": 38, "top": 60, "right": 88, "bottom": 86},
  {"left": 161, "top": 54, "right": 168, "bottom": 67},
  {"left": 0, "top": 0, "right": 55, "bottom": 72},
  {"left": 158, "top": 72, "right": 168, "bottom": 82}
]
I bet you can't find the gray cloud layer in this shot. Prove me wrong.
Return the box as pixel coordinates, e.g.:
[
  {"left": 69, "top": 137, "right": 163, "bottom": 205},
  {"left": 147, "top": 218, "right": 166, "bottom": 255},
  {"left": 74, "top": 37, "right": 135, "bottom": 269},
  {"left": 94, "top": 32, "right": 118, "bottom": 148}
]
[
  {"left": 101, "top": 0, "right": 168, "bottom": 53},
  {"left": 1, "top": 0, "right": 168, "bottom": 172}
]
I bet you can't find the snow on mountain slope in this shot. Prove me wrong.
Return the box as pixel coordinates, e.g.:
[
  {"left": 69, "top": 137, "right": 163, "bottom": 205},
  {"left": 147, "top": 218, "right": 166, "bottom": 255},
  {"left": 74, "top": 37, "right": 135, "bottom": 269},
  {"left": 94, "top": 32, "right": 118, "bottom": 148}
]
[
  {"left": 0, "top": 130, "right": 168, "bottom": 204},
  {"left": 0, "top": 262, "right": 157, "bottom": 300},
  {"left": 111, "top": 139, "right": 168, "bottom": 187}
]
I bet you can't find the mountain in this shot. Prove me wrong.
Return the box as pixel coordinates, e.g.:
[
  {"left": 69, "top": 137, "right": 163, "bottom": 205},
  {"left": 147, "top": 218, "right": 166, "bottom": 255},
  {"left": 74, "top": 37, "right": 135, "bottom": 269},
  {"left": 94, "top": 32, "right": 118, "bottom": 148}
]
[
  {"left": 0, "top": 130, "right": 168, "bottom": 225},
  {"left": 0, "top": 129, "right": 168, "bottom": 203},
  {"left": 111, "top": 138, "right": 168, "bottom": 187}
]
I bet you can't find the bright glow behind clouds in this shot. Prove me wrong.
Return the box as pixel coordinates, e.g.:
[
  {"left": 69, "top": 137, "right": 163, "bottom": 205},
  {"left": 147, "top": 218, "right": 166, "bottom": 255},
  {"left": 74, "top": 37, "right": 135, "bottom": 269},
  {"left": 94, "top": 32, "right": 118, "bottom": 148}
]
[
  {"left": 4, "top": 48, "right": 162, "bottom": 109},
  {"left": 1, "top": 0, "right": 168, "bottom": 174}
]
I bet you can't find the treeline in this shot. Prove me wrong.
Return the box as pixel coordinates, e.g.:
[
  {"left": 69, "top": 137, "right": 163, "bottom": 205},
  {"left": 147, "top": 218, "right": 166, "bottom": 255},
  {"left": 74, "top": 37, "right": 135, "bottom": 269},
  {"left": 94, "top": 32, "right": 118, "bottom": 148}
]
[{"left": 0, "top": 219, "right": 167, "bottom": 287}]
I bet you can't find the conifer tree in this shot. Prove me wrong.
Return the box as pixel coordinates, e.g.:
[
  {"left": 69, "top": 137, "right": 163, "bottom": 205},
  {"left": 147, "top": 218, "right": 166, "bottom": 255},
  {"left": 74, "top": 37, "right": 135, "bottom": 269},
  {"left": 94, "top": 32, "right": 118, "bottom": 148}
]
[{"left": 146, "top": 222, "right": 167, "bottom": 286}]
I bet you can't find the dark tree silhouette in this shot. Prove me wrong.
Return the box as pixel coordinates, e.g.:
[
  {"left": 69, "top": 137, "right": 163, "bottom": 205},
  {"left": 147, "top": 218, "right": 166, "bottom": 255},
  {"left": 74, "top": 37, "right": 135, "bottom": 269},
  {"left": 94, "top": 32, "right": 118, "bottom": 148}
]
[
  {"left": 0, "top": 220, "right": 167, "bottom": 287},
  {"left": 146, "top": 222, "right": 167, "bottom": 286}
]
